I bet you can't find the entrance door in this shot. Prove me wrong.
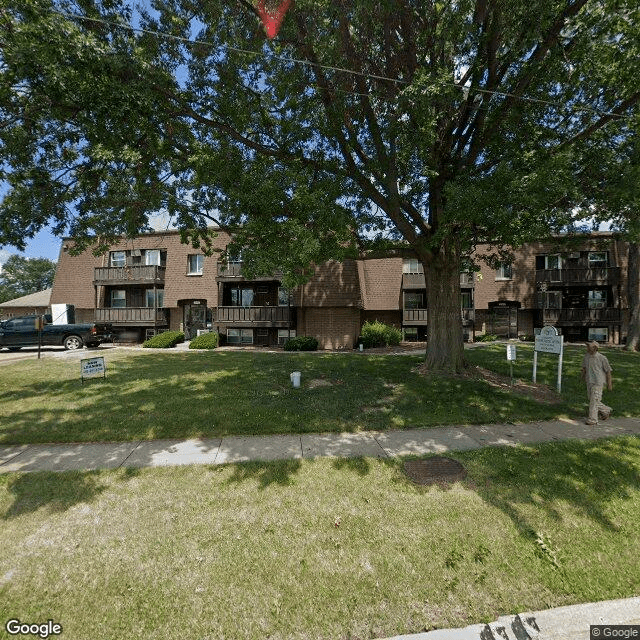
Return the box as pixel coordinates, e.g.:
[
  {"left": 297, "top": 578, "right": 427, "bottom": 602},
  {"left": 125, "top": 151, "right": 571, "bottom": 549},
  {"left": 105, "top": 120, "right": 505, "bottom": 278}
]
[
  {"left": 183, "top": 303, "right": 207, "bottom": 340},
  {"left": 488, "top": 308, "right": 518, "bottom": 339}
]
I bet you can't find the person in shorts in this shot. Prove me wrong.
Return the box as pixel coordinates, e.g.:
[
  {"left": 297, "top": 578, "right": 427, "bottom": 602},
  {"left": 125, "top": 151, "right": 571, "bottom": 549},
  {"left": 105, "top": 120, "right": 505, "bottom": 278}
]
[{"left": 581, "top": 341, "right": 613, "bottom": 425}]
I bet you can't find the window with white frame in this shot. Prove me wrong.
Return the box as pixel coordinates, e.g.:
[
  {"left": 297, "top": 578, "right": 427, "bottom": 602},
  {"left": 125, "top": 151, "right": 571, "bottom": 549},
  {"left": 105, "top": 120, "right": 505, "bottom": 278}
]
[
  {"left": 227, "top": 328, "right": 253, "bottom": 344},
  {"left": 145, "top": 289, "right": 164, "bottom": 308},
  {"left": 187, "top": 254, "right": 204, "bottom": 275},
  {"left": 588, "top": 327, "right": 608, "bottom": 342},
  {"left": 402, "top": 259, "right": 423, "bottom": 274},
  {"left": 111, "top": 290, "right": 126, "bottom": 308},
  {"left": 545, "top": 254, "right": 563, "bottom": 270},
  {"left": 588, "top": 252, "right": 608, "bottom": 267},
  {"left": 495, "top": 263, "right": 512, "bottom": 280},
  {"left": 278, "top": 329, "right": 296, "bottom": 345},
  {"left": 461, "top": 291, "right": 473, "bottom": 309},
  {"left": 145, "top": 250, "right": 161, "bottom": 266},
  {"left": 588, "top": 290, "right": 607, "bottom": 309},
  {"left": 110, "top": 251, "right": 126, "bottom": 267},
  {"left": 543, "top": 291, "right": 562, "bottom": 309}
]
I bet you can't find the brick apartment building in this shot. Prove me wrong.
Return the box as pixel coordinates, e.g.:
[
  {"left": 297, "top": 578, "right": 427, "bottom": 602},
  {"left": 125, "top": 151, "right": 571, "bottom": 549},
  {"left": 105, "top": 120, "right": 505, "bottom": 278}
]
[{"left": 50, "top": 230, "right": 631, "bottom": 347}]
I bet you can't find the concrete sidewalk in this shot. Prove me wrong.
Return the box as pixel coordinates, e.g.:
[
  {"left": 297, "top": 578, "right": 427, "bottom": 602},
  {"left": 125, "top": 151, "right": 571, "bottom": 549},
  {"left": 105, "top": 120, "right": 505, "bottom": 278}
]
[
  {"left": 384, "top": 596, "right": 640, "bottom": 640},
  {"left": 1, "top": 416, "right": 639, "bottom": 474}
]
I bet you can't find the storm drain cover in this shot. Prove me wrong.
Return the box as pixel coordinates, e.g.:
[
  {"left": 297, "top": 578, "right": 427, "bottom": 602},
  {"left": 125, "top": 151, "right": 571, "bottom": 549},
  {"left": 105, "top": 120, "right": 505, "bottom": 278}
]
[{"left": 404, "top": 457, "right": 467, "bottom": 485}]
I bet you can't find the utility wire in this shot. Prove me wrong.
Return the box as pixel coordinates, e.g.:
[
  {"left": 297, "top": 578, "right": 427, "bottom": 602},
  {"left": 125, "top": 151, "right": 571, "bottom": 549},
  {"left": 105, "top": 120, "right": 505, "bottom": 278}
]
[{"left": 35, "top": 8, "right": 636, "bottom": 121}]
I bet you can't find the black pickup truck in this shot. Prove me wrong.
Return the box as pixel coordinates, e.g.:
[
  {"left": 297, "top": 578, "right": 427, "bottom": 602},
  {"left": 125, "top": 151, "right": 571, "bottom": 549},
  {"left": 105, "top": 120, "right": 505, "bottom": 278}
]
[{"left": 0, "top": 314, "right": 112, "bottom": 351}]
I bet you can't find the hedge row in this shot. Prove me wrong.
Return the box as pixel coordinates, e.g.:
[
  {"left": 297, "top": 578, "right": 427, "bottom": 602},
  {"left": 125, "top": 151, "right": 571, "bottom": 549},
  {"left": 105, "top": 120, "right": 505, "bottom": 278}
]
[
  {"left": 142, "top": 331, "right": 185, "bottom": 348},
  {"left": 358, "top": 321, "right": 402, "bottom": 348},
  {"left": 283, "top": 336, "right": 319, "bottom": 351},
  {"left": 188, "top": 332, "right": 219, "bottom": 349}
]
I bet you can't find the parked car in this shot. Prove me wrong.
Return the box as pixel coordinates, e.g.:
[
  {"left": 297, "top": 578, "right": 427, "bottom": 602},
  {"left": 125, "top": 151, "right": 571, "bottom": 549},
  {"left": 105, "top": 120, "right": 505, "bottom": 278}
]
[{"left": 0, "top": 315, "right": 112, "bottom": 351}]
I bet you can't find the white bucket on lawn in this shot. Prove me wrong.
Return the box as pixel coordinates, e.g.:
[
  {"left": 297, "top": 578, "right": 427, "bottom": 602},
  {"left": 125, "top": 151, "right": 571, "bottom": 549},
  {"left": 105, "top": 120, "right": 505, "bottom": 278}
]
[{"left": 290, "top": 371, "right": 301, "bottom": 388}]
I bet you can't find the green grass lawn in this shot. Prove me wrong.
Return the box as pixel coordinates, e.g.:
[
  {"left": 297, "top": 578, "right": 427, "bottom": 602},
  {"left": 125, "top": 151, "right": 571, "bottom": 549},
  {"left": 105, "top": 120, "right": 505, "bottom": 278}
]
[
  {"left": 1, "top": 437, "right": 639, "bottom": 639},
  {"left": 1, "top": 344, "right": 638, "bottom": 445}
]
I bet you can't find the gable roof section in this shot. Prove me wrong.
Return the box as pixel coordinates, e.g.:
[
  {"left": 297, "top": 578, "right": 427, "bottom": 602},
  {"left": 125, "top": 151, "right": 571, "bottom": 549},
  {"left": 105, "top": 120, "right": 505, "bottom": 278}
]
[
  {"left": 0, "top": 288, "right": 52, "bottom": 308},
  {"left": 294, "top": 260, "right": 362, "bottom": 307},
  {"left": 358, "top": 258, "right": 403, "bottom": 310}
]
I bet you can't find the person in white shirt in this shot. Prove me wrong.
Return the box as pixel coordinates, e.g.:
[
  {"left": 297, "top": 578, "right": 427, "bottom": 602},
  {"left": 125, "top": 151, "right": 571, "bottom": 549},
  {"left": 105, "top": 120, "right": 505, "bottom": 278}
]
[{"left": 581, "top": 341, "right": 613, "bottom": 425}]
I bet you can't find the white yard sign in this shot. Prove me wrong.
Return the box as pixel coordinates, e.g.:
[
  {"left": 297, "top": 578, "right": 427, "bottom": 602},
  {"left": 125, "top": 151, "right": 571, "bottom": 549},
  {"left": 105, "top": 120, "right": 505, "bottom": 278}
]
[
  {"left": 533, "top": 326, "right": 564, "bottom": 392},
  {"left": 81, "top": 357, "right": 106, "bottom": 383}
]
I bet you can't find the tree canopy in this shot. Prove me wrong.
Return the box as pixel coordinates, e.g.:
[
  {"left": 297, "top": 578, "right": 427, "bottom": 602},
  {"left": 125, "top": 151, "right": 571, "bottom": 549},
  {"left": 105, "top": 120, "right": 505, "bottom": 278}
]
[
  {"left": 0, "top": 255, "right": 56, "bottom": 303},
  {"left": 1, "top": 0, "right": 638, "bottom": 369}
]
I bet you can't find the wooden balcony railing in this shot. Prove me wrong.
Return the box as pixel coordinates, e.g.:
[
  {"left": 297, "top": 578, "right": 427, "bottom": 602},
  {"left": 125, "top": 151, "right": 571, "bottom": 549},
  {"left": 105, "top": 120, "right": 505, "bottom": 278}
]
[
  {"left": 216, "top": 263, "right": 283, "bottom": 281},
  {"left": 403, "top": 309, "right": 475, "bottom": 325},
  {"left": 95, "top": 307, "right": 169, "bottom": 325},
  {"left": 536, "top": 267, "right": 620, "bottom": 285},
  {"left": 215, "top": 306, "right": 291, "bottom": 326},
  {"left": 402, "top": 273, "right": 475, "bottom": 289},
  {"left": 94, "top": 265, "right": 166, "bottom": 286},
  {"left": 541, "top": 308, "right": 622, "bottom": 323}
]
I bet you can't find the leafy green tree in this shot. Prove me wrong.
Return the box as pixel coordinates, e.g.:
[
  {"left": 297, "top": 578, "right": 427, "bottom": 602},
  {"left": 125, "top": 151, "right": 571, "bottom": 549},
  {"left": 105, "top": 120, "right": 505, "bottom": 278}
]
[
  {"left": 0, "top": 255, "right": 57, "bottom": 302},
  {"left": 1, "top": 0, "right": 638, "bottom": 370}
]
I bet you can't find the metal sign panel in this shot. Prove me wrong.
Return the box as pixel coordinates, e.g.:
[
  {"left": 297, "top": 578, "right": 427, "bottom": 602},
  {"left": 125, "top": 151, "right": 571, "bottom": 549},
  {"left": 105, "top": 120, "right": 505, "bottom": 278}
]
[{"left": 81, "top": 357, "right": 106, "bottom": 383}]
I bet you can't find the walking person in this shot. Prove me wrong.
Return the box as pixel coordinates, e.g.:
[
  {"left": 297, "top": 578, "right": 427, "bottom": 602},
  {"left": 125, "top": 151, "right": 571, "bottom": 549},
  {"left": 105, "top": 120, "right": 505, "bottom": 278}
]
[{"left": 581, "top": 341, "right": 613, "bottom": 425}]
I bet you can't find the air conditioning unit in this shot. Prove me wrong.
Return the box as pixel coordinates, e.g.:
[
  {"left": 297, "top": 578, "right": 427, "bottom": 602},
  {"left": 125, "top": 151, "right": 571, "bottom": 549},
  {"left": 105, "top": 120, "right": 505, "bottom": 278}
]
[
  {"left": 196, "top": 329, "right": 211, "bottom": 337},
  {"left": 569, "top": 252, "right": 580, "bottom": 259},
  {"left": 131, "top": 249, "right": 142, "bottom": 257}
]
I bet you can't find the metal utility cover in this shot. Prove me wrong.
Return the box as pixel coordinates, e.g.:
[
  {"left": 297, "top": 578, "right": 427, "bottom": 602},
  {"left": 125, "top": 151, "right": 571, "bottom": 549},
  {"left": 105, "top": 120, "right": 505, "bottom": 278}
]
[{"left": 404, "top": 456, "right": 467, "bottom": 485}]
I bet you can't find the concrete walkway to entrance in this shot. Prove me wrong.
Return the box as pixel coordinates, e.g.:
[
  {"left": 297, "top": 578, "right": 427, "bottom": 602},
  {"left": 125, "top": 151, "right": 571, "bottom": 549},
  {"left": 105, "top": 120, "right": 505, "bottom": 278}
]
[{"left": 2, "top": 416, "right": 639, "bottom": 474}]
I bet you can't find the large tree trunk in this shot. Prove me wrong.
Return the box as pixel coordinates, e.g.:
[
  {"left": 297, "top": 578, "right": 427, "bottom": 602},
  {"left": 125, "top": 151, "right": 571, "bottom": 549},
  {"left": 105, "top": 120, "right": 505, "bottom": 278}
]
[
  {"left": 626, "top": 241, "right": 640, "bottom": 351},
  {"left": 423, "top": 244, "right": 465, "bottom": 373}
]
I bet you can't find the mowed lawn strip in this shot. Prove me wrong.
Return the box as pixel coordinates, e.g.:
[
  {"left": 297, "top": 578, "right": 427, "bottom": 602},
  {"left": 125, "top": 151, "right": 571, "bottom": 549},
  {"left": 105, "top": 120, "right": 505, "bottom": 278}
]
[
  {"left": 1, "top": 344, "right": 638, "bottom": 445},
  {"left": 1, "top": 436, "right": 638, "bottom": 640}
]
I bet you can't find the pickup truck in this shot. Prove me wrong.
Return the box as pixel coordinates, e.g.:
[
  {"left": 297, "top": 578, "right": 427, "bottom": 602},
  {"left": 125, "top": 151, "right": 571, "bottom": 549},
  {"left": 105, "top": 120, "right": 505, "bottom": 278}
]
[{"left": 0, "top": 315, "right": 112, "bottom": 351}]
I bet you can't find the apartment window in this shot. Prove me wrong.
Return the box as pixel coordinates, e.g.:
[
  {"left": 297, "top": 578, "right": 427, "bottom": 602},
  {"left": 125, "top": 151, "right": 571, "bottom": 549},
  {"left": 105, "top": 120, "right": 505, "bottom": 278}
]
[
  {"left": 110, "top": 251, "right": 126, "bottom": 267},
  {"left": 278, "top": 329, "right": 296, "bottom": 345},
  {"left": 588, "top": 252, "right": 608, "bottom": 267},
  {"left": 145, "top": 289, "right": 165, "bottom": 308},
  {"left": 545, "top": 254, "right": 563, "bottom": 270},
  {"left": 145, "top": 250, "right": 161, "bottom": 266},
  {"left": 230, "top": 287, "right": 254, "bottom": 307},
  {"left": 588, "top": 290, "right": 607, "bottom": 309},
  {"left": 403, "top": 327, "right": 418, "bottom": 341},
  {"left": 403, "top": 259, "right": 423, "bottom": 274},
  {"left": 278, "top": 287, "right": 290, "bottom": 306},
  {"left": 542, "top": 291, "right": 562, "bottom": 309},
  {"left": 461, "top": 291, "right": 473, "bottom": 309},
  {"left": 111, "top": 290, "right": 126, "bottom": 308},
  {"left": 227, "top": 328, "right": 253, "bottom": 344},
  {"left": 187, "top": 254, "right": 204, "bottom": 275},
  {"left": 404, "top": 292, "right": 424, "bottom": 310},
  {"left": 588, "top": 327, "right": 608, "bottom": 342},
  {"left": 495, "top": 263, "right": 512, "bottom": 280}
]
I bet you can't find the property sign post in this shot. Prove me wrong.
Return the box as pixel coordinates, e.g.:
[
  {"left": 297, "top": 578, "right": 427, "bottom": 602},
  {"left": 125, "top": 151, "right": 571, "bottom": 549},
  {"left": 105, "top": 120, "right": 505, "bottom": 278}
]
[
  {"left": 81, "top": 357, "right": 106, "bottom": 384},
  {"left": 533, "top": 326, "right": 564, "bottom": 392},
  {"left": 506, "top": 344, "right": 516, "bottom": 386}
]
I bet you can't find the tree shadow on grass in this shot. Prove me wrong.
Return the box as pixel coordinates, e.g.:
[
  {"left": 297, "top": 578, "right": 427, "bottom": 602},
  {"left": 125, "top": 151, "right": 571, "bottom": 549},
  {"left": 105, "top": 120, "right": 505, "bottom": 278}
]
[
  {"left": 1, "top": 467, "right": 140, "bottom": 521},
  {"left": 223, "top": 459, "right": 304, "bottom": 488},
  {"left": 456, "top": 436, "right": 640, "bottom": 538}
]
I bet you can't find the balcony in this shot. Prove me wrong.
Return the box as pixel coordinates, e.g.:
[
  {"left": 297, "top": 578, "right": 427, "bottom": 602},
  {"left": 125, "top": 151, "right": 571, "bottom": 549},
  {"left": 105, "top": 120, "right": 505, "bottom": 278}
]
[
  {"left": 95, "top": 307, "right": 169, "bottom": 326},
  {"left": 403, "top": 309, "right": 475, "bottom": 326},
  {"left": 536, "top": 267, "right": 620, "bottom": 286},
  {"left": 541, "top": 308, "right": 622, "bottom": 324},
  {"left": 215, "top": 306, "right": 292, "bottom": 327},
  {"left": 402, "top": 273, "right": 475, "bottom": 289},
  {"left": 216, "top": 263, "right": 283, "bottom": 282},
  {"left": 94, "top": 265, "right": 166, "bottom": 286}
]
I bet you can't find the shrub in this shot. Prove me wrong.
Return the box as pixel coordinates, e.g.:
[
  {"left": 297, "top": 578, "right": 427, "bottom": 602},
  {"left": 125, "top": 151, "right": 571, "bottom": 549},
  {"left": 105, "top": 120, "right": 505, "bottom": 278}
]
[
  {"left": 142, "top": 331, "right": 185, "bottom": 348},
  {"left": 475, "top": 334, "right": 498, "bottom": 342},
  {"left": 359, "top": 321, "right": 402, "bottom": 348},
  {"left": 188, "top": 332, "right": 219, "bottom": 349},
  {"left": 283, "top": 336, "right": 319, "bottom": 351}
]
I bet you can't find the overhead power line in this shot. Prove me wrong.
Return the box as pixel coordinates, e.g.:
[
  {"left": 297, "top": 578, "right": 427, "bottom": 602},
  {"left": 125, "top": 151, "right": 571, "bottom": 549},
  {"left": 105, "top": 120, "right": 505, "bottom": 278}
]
[{"left": 32, "top": 8, "right": 635, "bottom": 121}]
